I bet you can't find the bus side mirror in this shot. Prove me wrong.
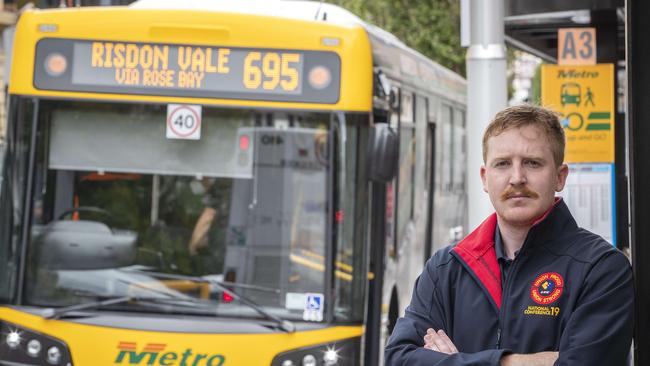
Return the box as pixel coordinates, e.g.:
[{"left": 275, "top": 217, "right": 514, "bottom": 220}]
[{"left": 368, "top": 124, "right": 398, "bottom": 182}]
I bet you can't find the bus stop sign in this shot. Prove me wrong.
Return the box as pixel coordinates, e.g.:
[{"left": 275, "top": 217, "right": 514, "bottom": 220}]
[{"left": 541, "top": 64, "right": 614, "bottom": 163}]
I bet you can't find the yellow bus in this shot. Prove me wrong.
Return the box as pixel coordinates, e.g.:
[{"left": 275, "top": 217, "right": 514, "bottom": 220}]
[{"left": 0, "top": 1, "right": 467, "bottom": 365}]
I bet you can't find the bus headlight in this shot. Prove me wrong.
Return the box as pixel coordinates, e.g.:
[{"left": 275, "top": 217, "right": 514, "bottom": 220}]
[
  {"left": 27, "top": 339, "right": 42, "bottom": 357},
  {"left": 271, "top": 337, "right": 360, "bottom": 366},
  {"left": 302, "top": 354, "right": 316, "bottom": 366},
  {"left": 323, "top": 348, "right": 339, "bottom": 365},
  {"left": 0, "top": 321, "right": 73, "bottom": 365},
  {"left": 5, "top": 329, "right": 21, "bottom": 349},
  {"left": 47, "top": 346, "right": 62, "bottom": 364}
]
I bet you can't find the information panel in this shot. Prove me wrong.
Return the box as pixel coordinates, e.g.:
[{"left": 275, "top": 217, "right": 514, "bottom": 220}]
[
  {"left": 34, "top": 38, "right": 341, "bottom": 104},
  {"left": 558, "top": 163, "right": 615, "bottom": 244}
]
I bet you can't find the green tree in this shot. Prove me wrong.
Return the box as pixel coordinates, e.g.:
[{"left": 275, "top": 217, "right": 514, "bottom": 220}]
[{"left": 331, "top": 0, "right": 465, "bottom": 75}]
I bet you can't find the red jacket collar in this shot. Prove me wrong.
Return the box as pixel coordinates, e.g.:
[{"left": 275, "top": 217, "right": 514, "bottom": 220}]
[
  {"left": 451, "top": 197, "right": 563, "bottom": 309},
  {"left": 457, "top": 197, "right": 563, "bottom": 257}
]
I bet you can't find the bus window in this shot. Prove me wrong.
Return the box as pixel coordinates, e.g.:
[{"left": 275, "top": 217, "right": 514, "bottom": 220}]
[
  {"left": 441, "top": 104, "right": 453, "bottom": 192},
  {"left": 333, "top": 113, "right": 369, "bottom": 322},
  {"left": 424, "top": 96, "right": 438, "bottom": 194},
  {"left": 397, "top": 92, "right": 415, "bottom": 243},
  {"left": 0, "top": 98, "right": 34, "bottom": 303},
  {"left": 400, "top": 91, "right": 414, "bottom": 124},
  {"left": 414, "top": 95, "right": 428, "bottom": 211},
  {"left": 48, "top": 106, "right": 254, "bottom": 179},
  {"left": 453, "top": 108, "right": 467, "bottom": 192},
  {"left": 22, "top": 100, "right": 334, "bottom": 321}
]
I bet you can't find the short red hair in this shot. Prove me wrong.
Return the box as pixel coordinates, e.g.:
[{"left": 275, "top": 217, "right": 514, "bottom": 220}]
[{"left": 482, "top": 104, "right": 565, "bottom": 166}]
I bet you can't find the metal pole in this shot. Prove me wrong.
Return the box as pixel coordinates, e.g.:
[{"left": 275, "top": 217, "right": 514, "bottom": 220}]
[
  {"left": 626, "top": 0, "right": 650, "bottom": 363},
  {"left": 463, "top": 0, "right": 507, "bottom": 229}
]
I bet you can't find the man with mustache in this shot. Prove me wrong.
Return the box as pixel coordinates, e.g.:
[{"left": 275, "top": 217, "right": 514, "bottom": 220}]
[{"left": 385, "top": 105, "right": 633, "bottom": 365}]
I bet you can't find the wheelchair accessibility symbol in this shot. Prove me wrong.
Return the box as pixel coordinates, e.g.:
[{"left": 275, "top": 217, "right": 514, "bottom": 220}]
[
  {"left": 308, "top": 294, "right": 322, "bottom": 309},
  {"left": 303, "top": 293, "right": 324, "bottom": 321}
]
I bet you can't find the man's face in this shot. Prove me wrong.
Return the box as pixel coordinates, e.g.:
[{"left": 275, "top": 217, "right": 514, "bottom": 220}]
[{"left": 480, "top": 125, "right": 569, "bottom": 227}]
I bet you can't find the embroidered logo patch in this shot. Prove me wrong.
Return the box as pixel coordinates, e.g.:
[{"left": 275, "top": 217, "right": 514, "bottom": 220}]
[{"left": 530, "top": 272, "right": 564, "bottom": 305}]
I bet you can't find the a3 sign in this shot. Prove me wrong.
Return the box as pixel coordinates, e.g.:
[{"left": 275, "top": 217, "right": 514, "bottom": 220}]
[{"left": 558, "top": 28, "right": 597, "bottom": 65}]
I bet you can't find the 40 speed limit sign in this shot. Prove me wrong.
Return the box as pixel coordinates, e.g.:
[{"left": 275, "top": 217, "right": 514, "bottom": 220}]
[{"left": 166, "top": 104, "right": 202, "bottom": 140}]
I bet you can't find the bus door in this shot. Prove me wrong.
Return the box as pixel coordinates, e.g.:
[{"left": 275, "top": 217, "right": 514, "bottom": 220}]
[
  {"left": 224, "top": 125, "right": 329, "bottom": 306},
  {"left": 416, "top": 95, "right": 436, "bottom": 264},
  {"left": 365, "top": 85, "right": 400, "bottom": 366}
]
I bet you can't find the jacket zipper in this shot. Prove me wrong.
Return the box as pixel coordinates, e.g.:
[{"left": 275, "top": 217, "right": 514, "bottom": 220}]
[
  {"left": 497, "top": 241, "right": 528, "bottom": 350},
  {"left": 496, "top": 328, "right": 502, "bottom": 349},
  {"left": 476, "top": 255, "right": 507, "bottom": 350}
]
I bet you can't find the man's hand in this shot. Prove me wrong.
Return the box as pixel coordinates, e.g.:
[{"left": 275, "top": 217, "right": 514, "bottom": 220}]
[
  {"left": 500, "top": 352, "right": 558, "bottom": 366},
  {"left": 423, "top": 328, "right": 458, "bottom": 354}
]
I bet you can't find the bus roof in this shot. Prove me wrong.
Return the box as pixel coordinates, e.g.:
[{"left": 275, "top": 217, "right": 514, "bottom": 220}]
[
  {"left": 130, "top": 0, "right": 365, "bottom": 26},
  {"left": 9, "top": 3, "right": 371, "bottom": 111},
  {"left": 132, "top": 0, "right": 467, "bottom": 104},
  {"left": 9, "top": 1, "right": 465, "bottom": 110}
]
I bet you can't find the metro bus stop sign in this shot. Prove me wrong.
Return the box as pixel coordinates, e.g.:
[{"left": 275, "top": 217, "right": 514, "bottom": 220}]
[{"left": 541, "top": 64, "right": 614, "bottom": 163}]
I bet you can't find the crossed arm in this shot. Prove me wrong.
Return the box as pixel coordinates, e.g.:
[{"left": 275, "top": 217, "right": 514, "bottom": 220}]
[
  {"left": 424, "top": 329, "right": 558, "bottom": 366},
  {"left": 385, "top": 251, "right": 633, "bottom": 366}
]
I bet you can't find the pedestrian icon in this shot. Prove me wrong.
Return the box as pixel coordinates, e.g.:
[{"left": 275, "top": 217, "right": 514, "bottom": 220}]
[
  {"left": 561, "top": 83, "right": 581, "bottom": 106},
  {"left": 584, "top": 87, "right": 595, "bottom": 106}
]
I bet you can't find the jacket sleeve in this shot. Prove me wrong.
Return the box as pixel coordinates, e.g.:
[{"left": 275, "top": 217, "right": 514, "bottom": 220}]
[
  {"left": 385, "top": 258, "right": 508, "bottom": 366},
  {"left": 555, "top": 251, "right": 634, "bottom": 365}
]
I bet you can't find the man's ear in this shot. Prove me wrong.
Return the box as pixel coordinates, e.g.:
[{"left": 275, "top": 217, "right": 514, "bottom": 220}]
[
  {"left": 555, "top": 163, "right": 569, "bottom": 192},
  {"left": 480, "top": 165, "right": 488, "bottom": 193}
]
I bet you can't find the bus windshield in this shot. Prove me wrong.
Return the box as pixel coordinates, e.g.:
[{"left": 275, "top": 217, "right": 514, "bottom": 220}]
[{"left": 22, "top": 100, "right": 332, "bottom": 321}]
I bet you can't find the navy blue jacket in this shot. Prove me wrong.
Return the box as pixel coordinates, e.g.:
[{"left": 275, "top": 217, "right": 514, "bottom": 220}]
[{"left": 385, "top": 199, "right": 634, "bottom": 365}]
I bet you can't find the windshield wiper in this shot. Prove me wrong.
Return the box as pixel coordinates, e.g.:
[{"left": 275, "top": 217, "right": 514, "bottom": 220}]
[
  {"left": 41, "top": 280, "right": 205, "bottom": 320},
  {"left": 42, "top": 293, "right": 223, "bottom": 320},
  {"left": 42, "top": 295, "right": 143, "bottom": 319},
  {"left": 123, "top": 268, "right": 296, "bottom": 333},
  {"left": 217, "top": 281, "right": 281, "bottom": 294}
]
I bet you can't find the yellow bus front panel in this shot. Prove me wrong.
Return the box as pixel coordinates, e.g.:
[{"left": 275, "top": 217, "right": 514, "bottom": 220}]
[{"left": 9, "top": 7, "right": 373, "bottom": 112}]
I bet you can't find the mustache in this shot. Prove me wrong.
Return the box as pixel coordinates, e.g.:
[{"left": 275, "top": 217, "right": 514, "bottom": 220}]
[{"left": 500, "top": 186, "right": 540, "bottom": 201}]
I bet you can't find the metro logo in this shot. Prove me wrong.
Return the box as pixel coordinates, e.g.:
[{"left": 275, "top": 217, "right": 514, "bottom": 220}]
[{"left": 115, "top": 342, "right": 225, "bottom": 366}]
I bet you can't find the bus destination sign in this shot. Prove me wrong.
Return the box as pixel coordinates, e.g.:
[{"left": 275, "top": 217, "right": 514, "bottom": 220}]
[{"left": 34, "top": 38, "right": 341, "bottom": 104}]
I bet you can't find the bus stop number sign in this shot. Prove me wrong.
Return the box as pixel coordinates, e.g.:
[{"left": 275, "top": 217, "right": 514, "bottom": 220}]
[
  {"left": 166, "top": 104, "right": 202, "bottom": 140},
  {"left": 558, "top": 28, "right": 596, "bottom": 65}
]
